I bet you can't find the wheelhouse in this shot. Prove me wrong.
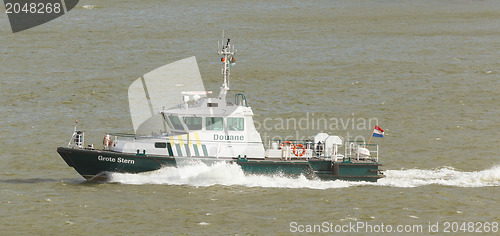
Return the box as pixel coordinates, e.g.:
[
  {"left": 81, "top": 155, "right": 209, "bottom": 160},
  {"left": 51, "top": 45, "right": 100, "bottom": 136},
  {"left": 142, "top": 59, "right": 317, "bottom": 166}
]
[{"left": 163, "top": 114, "right": 245, "bottom": 133}]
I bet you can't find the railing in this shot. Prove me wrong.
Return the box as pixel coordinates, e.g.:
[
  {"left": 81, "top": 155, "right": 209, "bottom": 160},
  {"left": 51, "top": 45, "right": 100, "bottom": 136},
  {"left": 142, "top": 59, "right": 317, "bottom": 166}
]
[
  {"left": 345, "top": 141, "right": 379, "bottom": 162},
  {"left": 270, "top": 139, "right": 336, "bottom": 160},
  {"left": 345, "top": 141, "right": 363, "bottom": 159},
  {"left": 235, "top": 93, "right": 248, "bottom": 107},
  {"left": 359, "top": 143, "right": 379, "bottom": 162},
  {"left": 269, "top": 139, "right": 315, "bottom": 160},
  {"left": 107, "top": 133, "right": 136, "bottom": 138},
  {"left": 67, "top": 130, "right": 84, "bottom": 148}
]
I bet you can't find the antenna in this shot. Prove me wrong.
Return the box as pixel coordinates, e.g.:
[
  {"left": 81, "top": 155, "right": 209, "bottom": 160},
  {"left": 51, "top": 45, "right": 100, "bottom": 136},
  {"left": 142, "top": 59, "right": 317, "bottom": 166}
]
[{"left": 217, "top": 31, "right": 236, "bottom": 100}]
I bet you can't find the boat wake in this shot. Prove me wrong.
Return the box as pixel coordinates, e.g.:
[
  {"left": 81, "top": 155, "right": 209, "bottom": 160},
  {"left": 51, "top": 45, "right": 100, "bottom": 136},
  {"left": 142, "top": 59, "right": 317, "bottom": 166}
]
[{"left": 109, "top": 162, "right": 500, "bottom": 189}]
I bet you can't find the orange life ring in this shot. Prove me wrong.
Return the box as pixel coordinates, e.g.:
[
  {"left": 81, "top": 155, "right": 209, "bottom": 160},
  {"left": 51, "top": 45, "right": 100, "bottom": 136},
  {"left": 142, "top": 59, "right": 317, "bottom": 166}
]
[
  {"left": 281, "top": 141, "right": 293, "bottom": 149},
  {"left": 293, "top": 144, "right": 306, "bottom": 157}
]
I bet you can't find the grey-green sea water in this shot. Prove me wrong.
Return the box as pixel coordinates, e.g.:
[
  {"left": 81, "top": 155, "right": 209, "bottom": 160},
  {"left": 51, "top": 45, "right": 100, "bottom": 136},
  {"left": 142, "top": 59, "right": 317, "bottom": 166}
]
[{"left": 1, "top": 0, "right": 499, "bottom": 235}]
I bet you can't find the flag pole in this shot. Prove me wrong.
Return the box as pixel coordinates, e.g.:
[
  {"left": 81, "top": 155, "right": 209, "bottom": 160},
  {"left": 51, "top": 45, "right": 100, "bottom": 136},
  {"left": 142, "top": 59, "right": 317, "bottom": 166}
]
[{"left": 367, "top": 130, "right": 374, "bottom": 145}]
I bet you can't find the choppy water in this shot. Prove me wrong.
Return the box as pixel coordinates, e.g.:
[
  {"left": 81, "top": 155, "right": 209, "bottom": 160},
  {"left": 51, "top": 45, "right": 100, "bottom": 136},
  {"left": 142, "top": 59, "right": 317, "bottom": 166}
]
[{"left": 1, "top": 0, "right": 499, "bottom": 235}]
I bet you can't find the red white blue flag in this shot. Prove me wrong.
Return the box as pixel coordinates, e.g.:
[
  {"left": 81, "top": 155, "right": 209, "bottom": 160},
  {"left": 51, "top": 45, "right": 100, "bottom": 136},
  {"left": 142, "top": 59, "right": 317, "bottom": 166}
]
[{"left": 373, "top": 125, "right": 384, "bottom": 137}]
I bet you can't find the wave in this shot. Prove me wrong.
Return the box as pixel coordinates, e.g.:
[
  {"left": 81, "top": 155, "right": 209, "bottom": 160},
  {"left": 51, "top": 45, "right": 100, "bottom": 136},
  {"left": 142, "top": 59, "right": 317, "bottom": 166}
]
[
  {"left": 379, "top": 166, "right": 500, "bottom": 188},
  {"left": 109, "top": 162, "right": 500, "bottom": 189}
]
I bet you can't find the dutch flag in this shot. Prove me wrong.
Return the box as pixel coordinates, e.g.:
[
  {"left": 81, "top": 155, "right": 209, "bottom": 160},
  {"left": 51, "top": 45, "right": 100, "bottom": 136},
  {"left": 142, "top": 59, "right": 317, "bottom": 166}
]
[{"left": 372, "top": 125, "right": 384, "bottom": 137}]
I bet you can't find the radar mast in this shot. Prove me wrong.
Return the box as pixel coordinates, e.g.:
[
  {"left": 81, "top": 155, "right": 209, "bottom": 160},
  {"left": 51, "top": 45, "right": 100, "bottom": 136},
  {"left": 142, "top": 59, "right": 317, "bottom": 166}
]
[{"left": 217, "top": 32, "right": 236, "bottom": 100}]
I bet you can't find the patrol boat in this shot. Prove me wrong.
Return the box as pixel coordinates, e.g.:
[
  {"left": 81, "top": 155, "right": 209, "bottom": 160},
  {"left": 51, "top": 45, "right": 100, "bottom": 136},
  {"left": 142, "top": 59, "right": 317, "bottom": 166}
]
[{"left": 57, "top": 37, "right": 384, "bottom": 182}]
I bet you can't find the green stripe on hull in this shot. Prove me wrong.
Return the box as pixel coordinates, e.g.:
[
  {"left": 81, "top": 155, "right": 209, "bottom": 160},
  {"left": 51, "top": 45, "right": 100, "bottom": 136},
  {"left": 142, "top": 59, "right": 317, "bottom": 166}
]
[
  {"left": 175, "top": 143, "right": 182, "bottom": 156},
  {"left": 184, "top": 144, "right": 191, "bottom": 156},
  {"left": 193, "top": 144, "right": 200, "bottom": 156},
  {"left": 201, "top": 144, "right": 208, "bottom": 157},
  {"left": 166, "top": 143, "right": 174, "bottom": 156}
]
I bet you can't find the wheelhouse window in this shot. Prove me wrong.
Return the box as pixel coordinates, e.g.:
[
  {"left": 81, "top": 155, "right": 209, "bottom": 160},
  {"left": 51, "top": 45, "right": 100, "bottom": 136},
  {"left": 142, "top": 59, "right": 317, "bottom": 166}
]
[
  {"left": 168, "top": 115, "right": 184, "bottom": 130},
  {"left": 206, "top": 117, "right": 223, "bottom": 131},
  {"left": 183, "top": 117, "right": 202, "bottom": 130},
  {"left": 227, "top": 117, "right": 244, "bottom": 131}
]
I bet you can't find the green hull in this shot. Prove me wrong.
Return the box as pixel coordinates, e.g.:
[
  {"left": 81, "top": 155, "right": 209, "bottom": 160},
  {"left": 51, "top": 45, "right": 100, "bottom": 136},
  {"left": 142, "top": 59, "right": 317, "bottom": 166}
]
[
  {"left": 57, "top": 147, "right": 176, "bottom": 179},
  {"left": 237, "top": 158, "right": 384, "bottom": 182},
  {"left": 57, "top": 147, "right": 384, "bottom": 182}
]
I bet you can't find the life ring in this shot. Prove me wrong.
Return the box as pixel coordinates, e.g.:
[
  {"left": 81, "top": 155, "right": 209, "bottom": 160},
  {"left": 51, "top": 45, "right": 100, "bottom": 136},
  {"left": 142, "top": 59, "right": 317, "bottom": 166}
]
[
  {"left": 293, "top": 144, "right": 306, "bottom": 157},
  {"left": 103, "top": 134, "right": 111, "bottom": 147},
  {"left": 281, "top": 141, "right": 293, "bottom": 149}
]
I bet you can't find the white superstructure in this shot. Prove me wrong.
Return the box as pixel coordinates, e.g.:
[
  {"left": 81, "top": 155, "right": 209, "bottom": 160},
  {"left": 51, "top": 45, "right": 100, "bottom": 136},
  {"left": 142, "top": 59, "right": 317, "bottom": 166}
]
[{"left": 109, "top": 37, "right": 265, "bottom": 159}]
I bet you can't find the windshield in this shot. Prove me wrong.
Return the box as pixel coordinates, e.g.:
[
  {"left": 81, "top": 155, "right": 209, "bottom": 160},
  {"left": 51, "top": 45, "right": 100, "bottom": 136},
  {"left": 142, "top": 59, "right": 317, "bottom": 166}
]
[
  {"left": 227, "top": 117, "right": 244, "bottom": 131},
  {"left": 183, "top": 117, "right": 202, "bottom": 130},
  {"left": 167, "top": 115, "right": 184, "bottom": 130},
  {"left": 206, "top": 117, "right": 223, "bottom": 131}
]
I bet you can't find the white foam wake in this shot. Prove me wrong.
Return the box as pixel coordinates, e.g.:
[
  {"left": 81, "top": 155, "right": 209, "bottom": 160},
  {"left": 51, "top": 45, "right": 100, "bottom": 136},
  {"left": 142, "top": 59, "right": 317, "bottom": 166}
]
[
  {"left": 109, "top": 162, "right": 500, "bottom": 189},
  {"left": 378, "top": 166, "right": 500, "bottom": 188}
]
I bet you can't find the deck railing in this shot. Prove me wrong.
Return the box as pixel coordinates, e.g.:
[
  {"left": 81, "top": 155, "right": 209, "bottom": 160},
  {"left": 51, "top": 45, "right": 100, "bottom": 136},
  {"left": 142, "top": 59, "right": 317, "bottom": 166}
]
[
  {"left": 345, "top": 141, "right": 379, "bottom": 162},
  {"left": 270, "top": 139, "right": 316, "bottom": 160}
]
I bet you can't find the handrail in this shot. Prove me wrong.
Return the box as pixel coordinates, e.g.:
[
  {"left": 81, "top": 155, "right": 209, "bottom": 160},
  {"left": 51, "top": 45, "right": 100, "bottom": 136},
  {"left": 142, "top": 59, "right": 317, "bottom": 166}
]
[
  {"left": 235, "top": 93, "right": 248, "bottom": 107},
  {"left": 344, "top": 141, "right": 379, "bottom": 162},
  {"left": 271, "top": 139, "right": 313, "bottom": 143},
  {"left": 107, "top": 133, "right": 136, "bottom": 137}
]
